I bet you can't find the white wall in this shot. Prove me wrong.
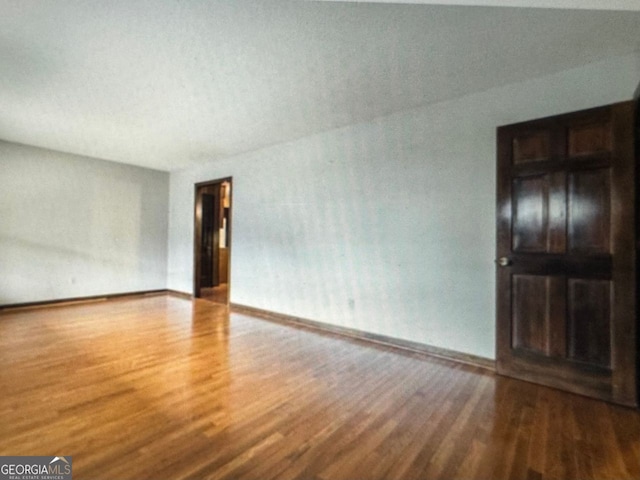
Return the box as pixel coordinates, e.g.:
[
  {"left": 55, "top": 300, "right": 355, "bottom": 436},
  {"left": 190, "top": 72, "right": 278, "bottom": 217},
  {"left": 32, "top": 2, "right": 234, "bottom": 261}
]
[
  {"left": 168, "top": 53, "right": 640, "bottom": 359},
  {"left": 0, "top": 142, "right": 169, "bottom": 304}
]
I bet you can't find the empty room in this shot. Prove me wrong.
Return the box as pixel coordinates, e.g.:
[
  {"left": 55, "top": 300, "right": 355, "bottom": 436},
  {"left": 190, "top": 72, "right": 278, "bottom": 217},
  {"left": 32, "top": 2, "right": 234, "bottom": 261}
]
[{"left": 1, "top": 1, "right": 640, "bottom": 479}]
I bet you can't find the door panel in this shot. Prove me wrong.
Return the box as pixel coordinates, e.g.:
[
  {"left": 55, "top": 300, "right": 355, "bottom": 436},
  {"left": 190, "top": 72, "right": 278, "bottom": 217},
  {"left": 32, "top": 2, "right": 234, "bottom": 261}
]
[
  {"left": 512, "top": 172, "right": 566, "bottom": 253},
  {"left": 568, "top": 122, "right": 612, "bottom": 157},
  {"left": 567, "top": 169, "right": 611, "bottom": 254},
  {"left": 513, "top": 132, "right": 551, "bottom": 163},
  {"left": 512, "top": 274, "right": 549, "bottom": 354},
  {"left": 496, "top": 101, "right": 637, "bottom": 407},
  {"left": 567, "top": 279, "right": 611, "bottom": 367},
  {"left": 512, "top": 274, "right": 567, "bottom": 358},
  {"left": 512, "top": 175, "right": 549, "bottom": 252}
]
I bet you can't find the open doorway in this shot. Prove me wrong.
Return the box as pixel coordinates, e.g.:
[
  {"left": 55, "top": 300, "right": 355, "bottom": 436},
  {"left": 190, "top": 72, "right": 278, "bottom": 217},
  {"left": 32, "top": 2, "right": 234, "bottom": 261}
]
[{"left": 193, "top": 178, "right": 232, "bottom": 305}]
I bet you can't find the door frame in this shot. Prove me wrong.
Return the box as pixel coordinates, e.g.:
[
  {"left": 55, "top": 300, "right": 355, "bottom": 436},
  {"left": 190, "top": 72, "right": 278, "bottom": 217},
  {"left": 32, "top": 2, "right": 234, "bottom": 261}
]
[{"left": 193, "top": 177, "right": 233, "bottom": 302}]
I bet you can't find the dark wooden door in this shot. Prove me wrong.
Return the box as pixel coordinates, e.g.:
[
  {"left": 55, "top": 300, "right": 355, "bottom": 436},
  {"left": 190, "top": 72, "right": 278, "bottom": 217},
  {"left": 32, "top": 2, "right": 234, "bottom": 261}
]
[
  {"left": 200, "top": 193, "right": 217, "bottom": 287},
  {"left": 496, "top": 101, "right": 637, "bottom": 407},
  {"left": 195, "top": 183, "right": 221, "bottom": 294}
]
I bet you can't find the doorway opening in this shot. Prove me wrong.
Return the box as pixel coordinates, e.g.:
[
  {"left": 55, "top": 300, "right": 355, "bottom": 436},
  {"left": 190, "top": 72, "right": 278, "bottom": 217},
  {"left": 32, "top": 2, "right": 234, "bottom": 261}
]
[{"left": 193, "top": 178, "right": 232, "bottom": 305}]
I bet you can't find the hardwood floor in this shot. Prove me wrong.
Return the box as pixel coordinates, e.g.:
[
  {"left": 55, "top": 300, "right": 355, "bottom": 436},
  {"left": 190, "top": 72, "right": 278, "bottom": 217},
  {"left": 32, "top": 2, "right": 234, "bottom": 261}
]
[
  {"left": 200, "top": 284, "right": 229, "bottom": 305},
  {"left": 0, "top": 295, "right": 638, "bottom": 480}
]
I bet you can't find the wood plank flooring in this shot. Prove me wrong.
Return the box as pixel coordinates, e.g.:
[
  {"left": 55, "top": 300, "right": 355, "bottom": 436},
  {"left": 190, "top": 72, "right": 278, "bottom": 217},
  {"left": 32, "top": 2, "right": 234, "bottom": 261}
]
[
  {"left": 0, "top": 295, "right": 638, "bottom": 480},
  {"left": 200, "top": 285, "right": 229, "bottom": 305}
]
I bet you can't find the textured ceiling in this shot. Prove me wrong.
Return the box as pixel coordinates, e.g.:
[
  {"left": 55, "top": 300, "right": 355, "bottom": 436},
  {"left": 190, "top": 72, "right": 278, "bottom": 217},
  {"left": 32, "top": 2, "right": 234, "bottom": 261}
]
[{"left": 1, "top": 0, "right": 639, "bottom": 171}]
